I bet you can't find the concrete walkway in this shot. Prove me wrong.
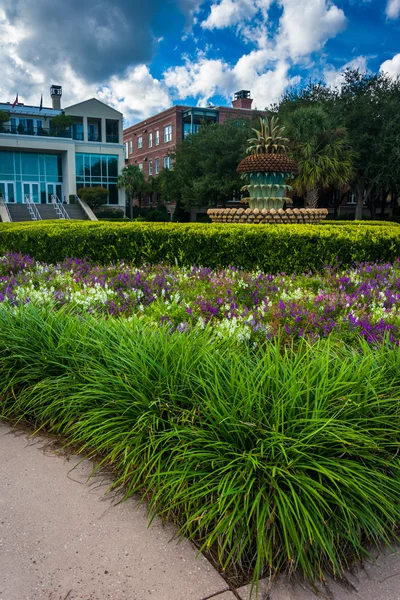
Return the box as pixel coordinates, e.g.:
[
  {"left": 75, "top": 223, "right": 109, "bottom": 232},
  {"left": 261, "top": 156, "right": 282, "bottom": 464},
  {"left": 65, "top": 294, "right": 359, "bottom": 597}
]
[
  {"left": 2, "top": 422, "right": 400, "bottom": 600},
  {"left": 0, "top": 423, "right": 235, "bottom": 600}
]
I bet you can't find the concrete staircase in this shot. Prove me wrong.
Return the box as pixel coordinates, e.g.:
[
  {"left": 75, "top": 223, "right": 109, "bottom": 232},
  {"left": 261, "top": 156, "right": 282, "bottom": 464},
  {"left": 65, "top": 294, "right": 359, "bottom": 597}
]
[
  {"left": 7, "top": 204, "right": 32, "bottom": 222},
  {"left": 2, "top": 203, "right": 87, "bottom": 222},
  {"left": 36, "top": 205, "right": 59, "bottom": 220},
  {"left": 64, "top": 204, "right": 86, "bottom": 220}
]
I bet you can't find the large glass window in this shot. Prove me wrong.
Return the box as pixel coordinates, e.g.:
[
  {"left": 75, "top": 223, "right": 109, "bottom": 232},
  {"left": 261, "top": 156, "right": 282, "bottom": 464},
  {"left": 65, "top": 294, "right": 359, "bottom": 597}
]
[
  {"left": 155, "top": 130, "right": 160, "bottom": 145},
  {"left": 148, "top": 132, "right": 153, "bottom": 148},
  {"left": 21, "top": 154, "right": 39, "bottom": 176},
  {"left": 138, "top": 136, "right": 143, "bottom": 149},
  {"left": 75, "top": 153, "right": 120, "bottom": 205},
  {"left": 0, "top": 152, "right": 14, "bottom": 178},
  {"left": 0, "top": 150, "right": 62, "bottom": 204}
]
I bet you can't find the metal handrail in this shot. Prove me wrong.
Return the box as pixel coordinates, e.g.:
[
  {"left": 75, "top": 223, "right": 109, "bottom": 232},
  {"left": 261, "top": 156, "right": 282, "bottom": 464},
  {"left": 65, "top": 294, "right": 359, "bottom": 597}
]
[
  {"left": 25, "top": 195, "right": 42, "bottom": 221},
  {"left": 51, "top": 195, "right": 70, "bottom": 219}
]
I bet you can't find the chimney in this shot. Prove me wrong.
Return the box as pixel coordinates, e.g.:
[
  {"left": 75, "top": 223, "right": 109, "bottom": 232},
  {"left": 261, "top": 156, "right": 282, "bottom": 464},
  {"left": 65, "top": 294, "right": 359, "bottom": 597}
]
[
  {"left": 50, "top": 85, "right": 62, "bottom": 110},
  {"left": 232, "top": 90, "right": 253, "bottom": 110}
]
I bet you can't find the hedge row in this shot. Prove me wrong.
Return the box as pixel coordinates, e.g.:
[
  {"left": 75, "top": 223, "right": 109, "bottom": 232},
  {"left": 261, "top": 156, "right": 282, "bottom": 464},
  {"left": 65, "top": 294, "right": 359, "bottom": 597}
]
[
  {"left": 322, "top": 220, "right": 400, "bottom": 227},
  {"left": 0, "top": 220, "right": 400, "bottom": 272}
]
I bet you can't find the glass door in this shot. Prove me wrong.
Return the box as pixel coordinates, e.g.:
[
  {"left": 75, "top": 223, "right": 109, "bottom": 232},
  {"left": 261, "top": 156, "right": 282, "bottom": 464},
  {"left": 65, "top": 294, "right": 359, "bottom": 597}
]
[
  {"left": 22, "top": 182, "right": 40, "bottom": 203},
  {"left": 46, "top": 183, "right": 63, "bottom": 204},
  {"left": 0, "top": 182, "right": 16, "bottom": 203}
]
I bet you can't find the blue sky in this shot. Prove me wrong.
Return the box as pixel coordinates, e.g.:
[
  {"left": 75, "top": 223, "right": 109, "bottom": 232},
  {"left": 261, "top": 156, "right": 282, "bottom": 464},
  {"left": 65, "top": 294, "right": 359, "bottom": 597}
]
[{"left": 0, "top": 0, "right": 399, "bottom": 124}]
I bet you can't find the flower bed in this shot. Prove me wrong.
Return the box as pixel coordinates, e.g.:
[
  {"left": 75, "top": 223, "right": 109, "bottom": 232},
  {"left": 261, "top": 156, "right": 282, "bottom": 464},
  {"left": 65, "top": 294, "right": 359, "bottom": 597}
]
[{"left": 1, "top": 252, "right": 400, "bottom": 345}]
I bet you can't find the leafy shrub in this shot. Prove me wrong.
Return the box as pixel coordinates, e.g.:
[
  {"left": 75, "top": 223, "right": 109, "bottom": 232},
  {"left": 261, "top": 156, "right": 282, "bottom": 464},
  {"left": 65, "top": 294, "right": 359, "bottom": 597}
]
[
  {"left": 1, "top": 221, "right": 400, "bottom": 272},
  {"left": 322, "top": 220, "right": 400, "bottom": 227},
  {"left": 94, "top": 208, "right": 124, "bottom": 219},
  {"left": 78, "top": 187, "right": 109, "bottom": 209},
  {"left": 1, "top": 305, "right": 400, "bottom": 590}
]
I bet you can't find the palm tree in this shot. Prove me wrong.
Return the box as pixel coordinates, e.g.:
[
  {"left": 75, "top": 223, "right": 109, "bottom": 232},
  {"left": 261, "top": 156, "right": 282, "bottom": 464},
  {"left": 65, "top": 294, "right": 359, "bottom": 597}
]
[
  {"left": 117, "top": 164, "right": 147, "bottom": 219},
  {"left": 285, "top": 107, "right": 355, "bottom": 208}
]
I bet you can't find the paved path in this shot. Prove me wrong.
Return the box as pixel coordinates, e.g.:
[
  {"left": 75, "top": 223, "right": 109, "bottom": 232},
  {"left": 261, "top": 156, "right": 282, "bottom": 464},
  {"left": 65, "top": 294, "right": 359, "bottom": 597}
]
[
  {"left": 2, "top": 422, "right": 400, "bottom": 600},
  {"left": 0, "top": 423, "right": 235, "bottom": 600}
]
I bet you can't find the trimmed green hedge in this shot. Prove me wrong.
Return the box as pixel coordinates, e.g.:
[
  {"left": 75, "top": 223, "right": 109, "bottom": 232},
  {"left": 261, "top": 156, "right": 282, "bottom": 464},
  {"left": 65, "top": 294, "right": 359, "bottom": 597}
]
[
  {"left": 322, "top": 220, "right": 400, "bottom": 227},
  {"left": 0, "top": 220, "right": 400, "bottom": 272}
]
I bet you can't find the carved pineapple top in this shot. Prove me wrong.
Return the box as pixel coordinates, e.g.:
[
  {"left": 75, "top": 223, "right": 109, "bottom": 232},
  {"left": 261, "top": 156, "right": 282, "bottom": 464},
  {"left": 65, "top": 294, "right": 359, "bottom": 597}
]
[{"left": 237, "top": 153, "right": 298, "bottom": 174}]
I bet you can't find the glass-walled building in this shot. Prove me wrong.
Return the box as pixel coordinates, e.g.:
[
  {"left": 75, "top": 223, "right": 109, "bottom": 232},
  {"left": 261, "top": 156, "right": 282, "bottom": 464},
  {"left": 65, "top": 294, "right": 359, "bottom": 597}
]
[
  {"left": 0, "top": 92, "right": 125, "bottom": 210},
  {"left": 0, "top": 151, "right": 62, "bottom": 204}
]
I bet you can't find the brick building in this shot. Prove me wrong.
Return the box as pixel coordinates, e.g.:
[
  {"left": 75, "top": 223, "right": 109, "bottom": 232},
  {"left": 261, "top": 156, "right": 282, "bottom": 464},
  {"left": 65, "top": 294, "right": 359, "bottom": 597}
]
[{"left": 123, "top": 91, "right": 266, "bottom": 215}]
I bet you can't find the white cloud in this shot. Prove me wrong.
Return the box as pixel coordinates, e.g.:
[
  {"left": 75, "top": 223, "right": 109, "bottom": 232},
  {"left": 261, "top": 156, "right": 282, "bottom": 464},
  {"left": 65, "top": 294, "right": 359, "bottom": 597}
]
[
  {"left": 386, "top": 0, "right": 400, "bottom": 19},
  {"left": 201, "top": 0, "right": 271, "bottom": 30},
  {"left": 202, "top": 0, "right": 257, "bottom": 29},
  {"left": 277, "top": 0, "right": 347, "bottom": 60},
  {"left": 380, "top": 53, "right": 400, "bottom": 78},
  {"left": 99, "top": 66, "right": 172, "bottom": 123},
  {"left": 164, "top": 53, "right": 299, "bottom": 109},
  {"left": 324, "top": 56, "right": 368, "bottom": 87}
]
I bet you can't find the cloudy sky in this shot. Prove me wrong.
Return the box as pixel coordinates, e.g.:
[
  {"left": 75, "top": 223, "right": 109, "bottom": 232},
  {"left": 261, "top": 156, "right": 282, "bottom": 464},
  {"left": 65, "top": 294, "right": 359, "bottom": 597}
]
[{"left": 0, "top": 0, "right": 399, "bottom": 125}]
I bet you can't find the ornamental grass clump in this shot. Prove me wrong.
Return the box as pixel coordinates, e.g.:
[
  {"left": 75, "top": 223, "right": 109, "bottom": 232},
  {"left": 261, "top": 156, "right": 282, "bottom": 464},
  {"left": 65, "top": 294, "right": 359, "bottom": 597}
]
[{"left": 1, "top": 305, "right": 400, "bottom": 592}]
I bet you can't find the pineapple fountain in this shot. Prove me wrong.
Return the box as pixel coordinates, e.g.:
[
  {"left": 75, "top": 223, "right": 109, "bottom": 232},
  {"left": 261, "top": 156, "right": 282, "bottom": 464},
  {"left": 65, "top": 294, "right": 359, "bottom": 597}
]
[{"left": 208, "top": 117, "right": 328, "bottom": 224}]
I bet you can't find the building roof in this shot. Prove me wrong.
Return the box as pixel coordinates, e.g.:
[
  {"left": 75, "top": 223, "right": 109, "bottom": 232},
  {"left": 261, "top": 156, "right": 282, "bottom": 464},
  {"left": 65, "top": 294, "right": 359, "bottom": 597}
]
[
  {"left": 0, "top": 102, "right": 62, "bottom": 118},
  {"left": 65, "top": 98, "right": 122, "bottom": 116}
]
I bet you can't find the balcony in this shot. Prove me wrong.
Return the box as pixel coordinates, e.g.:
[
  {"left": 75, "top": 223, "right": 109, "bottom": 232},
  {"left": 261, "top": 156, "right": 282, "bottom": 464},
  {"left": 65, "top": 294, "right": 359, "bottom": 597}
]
[{"left": 0, "top": 124, "right": 83, "bottom": 140}]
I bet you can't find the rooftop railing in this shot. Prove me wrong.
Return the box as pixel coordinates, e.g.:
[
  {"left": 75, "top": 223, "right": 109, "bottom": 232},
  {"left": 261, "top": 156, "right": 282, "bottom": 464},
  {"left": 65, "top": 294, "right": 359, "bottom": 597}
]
[
  {"left": 0, "top": 124, "right": 83, "bottom": 140},
  {"left": 0, "top": 125, "right": 119, "bottom": 143}
]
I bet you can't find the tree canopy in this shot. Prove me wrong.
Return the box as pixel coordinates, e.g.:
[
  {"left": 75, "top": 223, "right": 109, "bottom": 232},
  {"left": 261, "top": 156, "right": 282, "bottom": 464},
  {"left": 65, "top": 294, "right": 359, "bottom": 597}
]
[
  {"left": 273, "top": 69, "right": 400, "bottom": 218},
  {"left": 170, "top": 117, "right": 257, "bottom": 209}
]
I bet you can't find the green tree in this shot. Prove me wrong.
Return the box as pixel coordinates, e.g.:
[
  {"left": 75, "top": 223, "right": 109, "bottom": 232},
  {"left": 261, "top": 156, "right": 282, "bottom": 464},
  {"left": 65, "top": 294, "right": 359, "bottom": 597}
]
[
  {"left": 117, "top": 164, "right": 147, "bottom": 218},
  {"left": 51, "top": 114, "right": 75, "bottom": 137},
  {"left": 0, "top": 110, "right": 9, "bottom": 132},
  {"left": 172, "top": 117, "right": 257, "bottom": 209},
  {"left": 285, "top": 106, "right": 355, "bottom": 208},
  {"left": 338, "top": 69, "right": 400, "bottom": 219},
  {"left": 78, "top": 186, "right": 109, "bottom": 209},
  {"left": 273, "top": 70, "right": 400, "bottom": 219}
]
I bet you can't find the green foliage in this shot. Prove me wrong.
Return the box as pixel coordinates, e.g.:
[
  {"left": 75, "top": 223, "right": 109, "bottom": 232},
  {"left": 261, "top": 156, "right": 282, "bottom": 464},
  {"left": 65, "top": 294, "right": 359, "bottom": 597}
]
[
  {"left": 94, "top": 208, "right": 124, "bottom": 219},
  {"left": 172, "top": 117, "right": 257, "bottom": 208},
  {"left": 1, "top": 221, "right": 400, "bottom": 272},
  {"left": 51, "top": 113, "right": 75, "bottom": 134},
  {"left": 117, "top": 164, "right": 148, "bottom": 216},
  {"left": 78, "top": 187, "right": 109, "bottom": 209},
  {"left": 172, "top": 197, "right": 190, "bottom": 222},
  {"left": 2, "top": 306, "right": 400, "bottom": 590},
  {"left": 274, "top": 70, "right": 400, "bottom": 218},
  {"left": 0, "top": 109, "right": 9, "bottom": 132},
  {"left": 247, "top": 116, "right": 289, "bottom": 155},
  {"left": 285, "top": 106, "right": 355, "bottom": 205}
]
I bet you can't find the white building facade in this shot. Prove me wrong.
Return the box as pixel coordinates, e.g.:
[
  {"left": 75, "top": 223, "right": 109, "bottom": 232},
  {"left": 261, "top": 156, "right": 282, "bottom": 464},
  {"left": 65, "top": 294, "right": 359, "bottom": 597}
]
[{"left": 0, "top": 86, "right": 125, "bottom": 209}]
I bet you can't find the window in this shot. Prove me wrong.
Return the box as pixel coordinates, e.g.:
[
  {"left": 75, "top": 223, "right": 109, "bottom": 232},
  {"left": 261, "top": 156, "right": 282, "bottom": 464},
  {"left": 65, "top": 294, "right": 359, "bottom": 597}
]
[
  {"left": 155, "top": 158, "right": 159, "bottom": 174},
  {"left": 149, "top": 161, "right": 153, "bottom": 176},
  {"left": 348, "top": 193, "right": 356, "bottom": 205},
  {"left": 138, "top": 136, "right": 143, "bottom": 149},
  {"left": 75, "top": 153, "right": 119, "bottom": 205},
  {"left": 164, "top": 125, "right": 172, "bottom": 143},
  {"left": 138, "top": 163, "right": 143, "bottom": 171},
  {"left": 129, "top": 140, "right": 133, "bottom": 154},
  {"left": 155, "top": 130, "right": 160, "bottom": 145},
  {"left": 164, "top": 156, "right": 171, "bottom": 169},
  {"left": 125, "top": 142, "right": 129, "bottom": 159},
  {"left": 148, "top": 132, "right": 153, "bottom": 148}
]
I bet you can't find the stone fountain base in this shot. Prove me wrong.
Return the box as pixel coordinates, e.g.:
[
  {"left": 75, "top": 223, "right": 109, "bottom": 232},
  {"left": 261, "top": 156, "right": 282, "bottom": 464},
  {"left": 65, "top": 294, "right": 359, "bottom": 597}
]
[{"left": 207, "top": 207, "right": 328, "bottom": 224}]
